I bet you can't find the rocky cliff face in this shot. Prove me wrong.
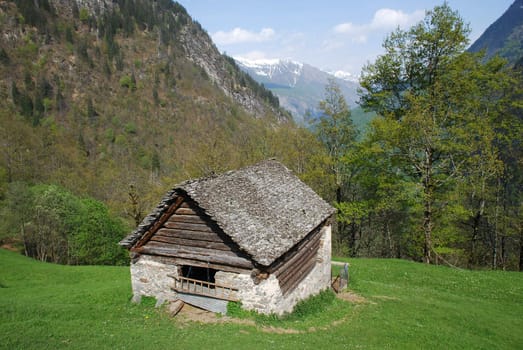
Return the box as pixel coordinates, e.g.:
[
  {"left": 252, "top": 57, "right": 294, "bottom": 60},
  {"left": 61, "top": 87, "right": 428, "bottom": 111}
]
[{"left": 179, "top": 24, "right": 287, "bottom": 121}]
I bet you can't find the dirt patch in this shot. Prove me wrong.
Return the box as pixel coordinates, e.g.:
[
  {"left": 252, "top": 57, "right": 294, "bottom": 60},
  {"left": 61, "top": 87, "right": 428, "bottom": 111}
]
[
  {"left": 372, "top": 295, "right": 400, "bottom": 301},
  {"left": 1, "top": 243, "right": 21, "bottom": 252},
  {"left": 171, "top": 296, "right": 365, "bottom": 334},
  {"left": 336, "top": 290, "right": 368, "bottom": 304},
  {"left": 174, "top": 303, "right": 255, "bottom": 327},
  {"left": 171, "top": 303, "right": 304, "bottom": 333},
  {"left": 260, "top": 326, "right": 302, "bottom": 334}
]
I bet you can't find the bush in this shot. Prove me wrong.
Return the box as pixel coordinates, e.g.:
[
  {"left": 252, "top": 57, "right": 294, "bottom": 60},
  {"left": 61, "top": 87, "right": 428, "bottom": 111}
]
[
  {"left": 72, "top": 198, "right": 128, "bottom": 265},
  {"left": 119, "top": 75, "right": 136, "bottom": 90},
  {"left": 79, "top": 8, "right": 89, "bottom": 22},
  {"left": 124, "top": 122, "right": 137, "bottom": 134},
  {"left": 0, "top": 183, "right": 129, "bottom": 265}
]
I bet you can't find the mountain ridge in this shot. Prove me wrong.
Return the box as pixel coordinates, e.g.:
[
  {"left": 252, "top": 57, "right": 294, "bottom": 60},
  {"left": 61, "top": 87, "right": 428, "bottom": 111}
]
[
  {"left": 468, "top": 0, "right": 523, "bottom": 63},
  {"left": 234, "top": 57, "right": 360, "bottom": 123}
]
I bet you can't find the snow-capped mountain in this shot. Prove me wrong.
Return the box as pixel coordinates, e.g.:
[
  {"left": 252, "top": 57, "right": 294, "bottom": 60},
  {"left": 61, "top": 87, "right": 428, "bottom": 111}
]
[
  {"left": 329, "top": 70, "right": 360, "bottom": 83},
  {"left": 235, "top": 57, "right": 304, "bottom": 88},
  {"left": 235, "top": 57, "right": 360, "bottom": 123}
]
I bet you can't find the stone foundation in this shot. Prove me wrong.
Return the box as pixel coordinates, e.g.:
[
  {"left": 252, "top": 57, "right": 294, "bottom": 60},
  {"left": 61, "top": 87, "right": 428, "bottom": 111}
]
[{"left": 130, "top": 255, "right": 178, "bottom": 305}]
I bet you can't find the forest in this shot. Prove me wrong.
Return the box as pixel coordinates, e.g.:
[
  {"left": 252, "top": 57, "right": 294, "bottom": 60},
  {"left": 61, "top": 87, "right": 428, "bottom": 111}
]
[{"left": 0, "top": 1, "right": 521, "bottom": 270}]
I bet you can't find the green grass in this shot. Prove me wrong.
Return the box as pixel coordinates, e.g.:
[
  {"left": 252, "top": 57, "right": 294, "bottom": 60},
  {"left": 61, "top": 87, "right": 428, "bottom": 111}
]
[
  {"left": 226, "top": 289, "right": 349, "bottom": 329},
  {"left": 1, "top": 249, "right": 522, "bottom": 349}
]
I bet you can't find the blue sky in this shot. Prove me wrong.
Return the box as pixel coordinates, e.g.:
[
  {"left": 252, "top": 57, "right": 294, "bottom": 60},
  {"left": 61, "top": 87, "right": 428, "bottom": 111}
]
[{"left": 177, "top": 0, "right": 514, "bottom": 76}]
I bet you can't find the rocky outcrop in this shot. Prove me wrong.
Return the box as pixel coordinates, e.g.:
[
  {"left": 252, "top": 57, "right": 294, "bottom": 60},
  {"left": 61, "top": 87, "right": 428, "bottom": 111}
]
[{"left": 179, "top": 23, "right": 289, "bottom": 122}]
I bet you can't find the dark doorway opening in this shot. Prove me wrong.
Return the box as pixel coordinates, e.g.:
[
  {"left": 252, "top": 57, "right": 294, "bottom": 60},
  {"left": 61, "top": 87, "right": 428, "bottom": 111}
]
[{"left": 181, "top": 265, "right": 217, "bottom": 284}]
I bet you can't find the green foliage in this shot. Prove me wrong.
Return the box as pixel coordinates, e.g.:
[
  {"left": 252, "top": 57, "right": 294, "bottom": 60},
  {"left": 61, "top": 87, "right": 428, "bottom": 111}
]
[
  {"left": 124, "top": 122, "right": 137, "bottom": 134},
  {"left": 72, "top": 198, "right": 128, "bottom": 265},
  {"left": 79, "top": 8, "right": 89, "bottom": 23},
  {"left": 104, "top": 128, "right": 115, "bottom": 143},
  {"left": 356, "top": 3, "right": 521, "bottom": 266},
  {"left": 114, "top": 134, "right": 127, "bottom": 146},
  {"left": 335, "top": 201, "right": 370, "bottom": 225},
  {"left": 119, "top": 75, "right": 136, "bottom": 90},
  {"left": 139, "top": 295, "right": 158, "bottom": 307},
  {"left": 13, "top": 0, "right": 51, "bottom": 31},
  {"left": 76, "top": 37, "right": 90, "bottom": 62},
  {"left": 0, "top": 183, "right": 128, "bottom": 265},
  {"left": 360, "top": 4, "right": 470, "bottom": 119},
  {"left": 314, "top": 78, "right": 358, "bottom": 202},
  {"left": 226, "top": 301, "right": 247, "bottom": 317},
  {"left": 16, "top": 36, "right": 38, "bottom": 60}
]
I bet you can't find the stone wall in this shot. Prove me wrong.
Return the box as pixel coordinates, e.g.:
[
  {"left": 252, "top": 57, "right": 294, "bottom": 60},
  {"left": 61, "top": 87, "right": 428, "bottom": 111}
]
[
  {"left": 216, "top": 224, "right": 332, "bottom": 315},
  {"left": 130, "top": 255, "right": 179, "bottom": 306}
]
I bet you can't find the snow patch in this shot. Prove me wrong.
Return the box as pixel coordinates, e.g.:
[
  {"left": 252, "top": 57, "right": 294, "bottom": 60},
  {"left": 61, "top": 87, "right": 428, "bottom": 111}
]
[
  {"left": 235, "top": 57, "right": 303, "bottom": 69},
  {"left": 235, "top": 57, "right": 303, "bottom": 83},
  {"left": 329, "top": 70, "right": 359, "bottom": 83}
]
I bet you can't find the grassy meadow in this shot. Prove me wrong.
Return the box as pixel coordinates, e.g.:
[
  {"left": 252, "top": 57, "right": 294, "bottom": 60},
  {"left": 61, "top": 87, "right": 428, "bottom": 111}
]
[{"left": 1, "top": 249, "right": 522, "bottom": 349}]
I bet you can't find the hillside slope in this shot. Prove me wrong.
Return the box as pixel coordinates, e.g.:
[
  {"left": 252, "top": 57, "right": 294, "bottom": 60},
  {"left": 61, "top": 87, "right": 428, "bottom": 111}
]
[
  {"left": 1, "top": 249, "right": 522, "bottom": 349},
  {"left": 468, "top": 0, "right": 523, "bottom": 63},
  {"left": 0, "top": 0, "right": 315, "bottom": 216}
]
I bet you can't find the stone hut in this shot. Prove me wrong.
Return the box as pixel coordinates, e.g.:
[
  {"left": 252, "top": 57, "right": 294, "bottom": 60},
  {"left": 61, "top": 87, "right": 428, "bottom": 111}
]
[{"left": 119, "top": 160, "right": 335, "bottom": 315}]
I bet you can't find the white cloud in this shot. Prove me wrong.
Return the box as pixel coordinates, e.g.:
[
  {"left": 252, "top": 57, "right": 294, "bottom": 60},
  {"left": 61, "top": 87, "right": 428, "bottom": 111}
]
[
  {"left": 333, "top": 8, "right": 425, "bottom": 43},
  {"left": 334, "top": 22, "right": 355, "bottom": 34},
  {"left": 239, "top": 51, "right": 272, "bottom": 61},
  {"left": 371, "top": 8, "right": 425, "bottom": 29},
  {"left": 333, "top": 22, "right": 369, "bottom": 43},
  {"left": 212, "top": 27, "right": 276, "bottom": 45}
]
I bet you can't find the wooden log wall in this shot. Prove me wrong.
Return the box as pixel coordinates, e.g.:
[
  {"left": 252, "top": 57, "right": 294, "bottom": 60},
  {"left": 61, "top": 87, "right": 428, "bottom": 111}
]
[
  {"left": 133, "top": 198, "right": 254, "bottom": 273},
  {"left": 271, "top": 224, "right": 323, "bottom": 295}
]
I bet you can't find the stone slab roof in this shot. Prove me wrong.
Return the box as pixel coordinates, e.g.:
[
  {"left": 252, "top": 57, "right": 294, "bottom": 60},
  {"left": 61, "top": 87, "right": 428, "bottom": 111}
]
[{"left": 120, "top": 159, "right": 335, "bottom": 266}]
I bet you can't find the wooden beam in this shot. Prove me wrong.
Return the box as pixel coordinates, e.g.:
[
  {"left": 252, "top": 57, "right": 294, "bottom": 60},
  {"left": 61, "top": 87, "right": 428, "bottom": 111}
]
[
  {"left": 174, "top": 207, "right": 198, "bottom": 215},
  {"left": 278, "top": 241, "right": 320, "bottom": 295},
  {"left": 168, "top": 214, "right": 208, "bottom": 224},
  {"left": 150, "top": 235, "right": 237, "bottom": 251},
  {"left": 271, "top": 229, "right": 322, "bottom": 275},
  {"left": 277, "top": 240, "right": 320, "bottom": 285},
  {"left": 281, "top": 259, "right": 316, "bottom": 295},
  {"left": 155, "top": 228, "right": 226, "bottom": 243},
  {"left": 134, "top": 196, "right": 185, "bottom": 248},
  {"left": 268, "top": 226, "right": 322, "bottom": 273},
  {"left": 144, "top": 240, "right": 243, "bottom": 258},
  {"left": 163, "top": 221, "right": 215, "bottom": 233},
  {"left": 168, "top": 257, "right": 252, "bottom": 274},
  {"left": 135, "top": 245, "right": 254, "bottom": 269}
]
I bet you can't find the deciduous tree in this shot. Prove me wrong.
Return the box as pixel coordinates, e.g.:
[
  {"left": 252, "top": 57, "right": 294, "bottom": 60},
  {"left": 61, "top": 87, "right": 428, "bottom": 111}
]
[{"left": 359, "top": 4, "right": 516, "bottom": 264}]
